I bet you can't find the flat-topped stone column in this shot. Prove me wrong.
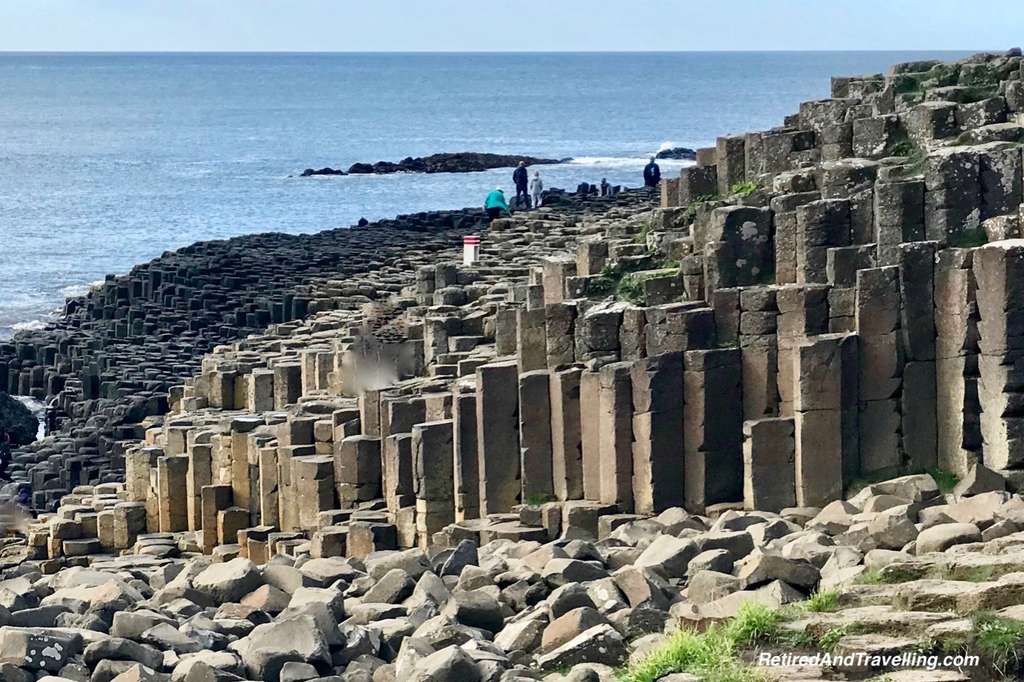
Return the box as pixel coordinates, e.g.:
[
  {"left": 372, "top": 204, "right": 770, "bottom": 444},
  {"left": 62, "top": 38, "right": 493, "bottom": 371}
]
[
  {"left": 551, "top": 365, "right": 584, "bottom": 501},
  {"left": 935, "top": 249, "right": 981, "bottom": 476},
  {"left": 855, "top": 266, "right": 903, "bottom": 477},
  {"left": 519, "top": 370, "right": 554, "bottom": 501},
  {"left": 413, "top": 419, "right": 455, "bottom": 548},
  {"left": 334, "top": 435, "right": 382, "bottom": 507},
  {"left": 794, "top": 333, "right": 859, "bottom": 506},
  {"left": 683, "top": 348, "right": 743, "bottom": 512},
  {"left": 743, "top": 417, "right": 796, "bottom": 512},
  {"left": 157, "top": 455, "right": 189, "bottom": 532},
  {"left": 452, "top": 387, "right": 479, "bottom": 521},
  {"left": 476, "top": 360, "right": 521, "bottom": 514},
  {"left": 631, "top": 352, "right": 684, "bottom": 514},
  {"left": 598, "top": 362, "right": 634, "bottom": 511}
]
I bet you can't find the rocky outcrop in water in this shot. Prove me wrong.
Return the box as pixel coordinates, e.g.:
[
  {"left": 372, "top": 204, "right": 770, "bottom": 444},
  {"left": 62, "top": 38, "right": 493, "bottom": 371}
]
[
  {"left": 655, "top": 146, "right": 697, "bottom": 160},
  {"left": 301, "top": 152, "right": 565, "bottom": 177}
]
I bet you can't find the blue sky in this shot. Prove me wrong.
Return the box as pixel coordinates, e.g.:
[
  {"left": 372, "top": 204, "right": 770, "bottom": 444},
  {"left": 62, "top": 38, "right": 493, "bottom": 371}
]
[{"left": 1, "top": 0, "right": 1020, "bottom": 52}]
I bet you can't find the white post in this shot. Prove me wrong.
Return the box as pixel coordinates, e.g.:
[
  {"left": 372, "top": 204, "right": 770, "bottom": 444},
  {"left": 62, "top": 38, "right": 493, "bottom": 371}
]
[{"left": 463, "top": 235, "right": 480, "bottom": 266}]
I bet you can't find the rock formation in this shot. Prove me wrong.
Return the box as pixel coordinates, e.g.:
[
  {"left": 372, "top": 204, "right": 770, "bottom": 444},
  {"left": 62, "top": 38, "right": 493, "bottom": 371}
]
[
  {"left": 1, "top": 49, "right": 1024, "bottom": 681},
  {"left": 0, "top": 393, "right": 36, "bottom": 445},
  {"left": 301, "top": 152, "right": 565, "bottom": 177}
]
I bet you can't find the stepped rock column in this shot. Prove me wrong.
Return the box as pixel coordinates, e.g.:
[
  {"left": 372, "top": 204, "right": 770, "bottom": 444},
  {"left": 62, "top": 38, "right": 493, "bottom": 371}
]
[
  {"left": 973, "top": 241, "right": 1024, "bottom": 477},
  {"left": 519, "top": 370, "right": 554, "bottom": 502},
  {"left": 898, "top": 241, "right": 938, "bottom": 472},
  {"left": 413, "top": 420, "right": 455, "bottom": 548},
  {"left": 631, "top": 352, "right": 684, "bottom": 514},
  {"left": 550, "top": 365, "right": 584, "bottom": 501},
  {"left": 794, "top": 333, "right": 859, "bottom": 506},
  {"left": 157, "top": 455, "right": 189, "bottom": 532},
  {"left": 476, "top": 360, "right": 521, "bottom": 514},
  {"left": 452, "top": 386, "right": 479, "bottom": 521},
  {"left": 598, "top": 362, "right": 634, "bottom": 511},
  {"left": 855, "top": 266, "right": 903, "bottom": 477},
  {"left": 935, "top": 250, "right": 981, "bottom": 476},
  {"left": 743, "top": 417, "right": 796, "bottom": 512},
  {"left": 683, "top": 348, "right": 743, "bottom": 512}
]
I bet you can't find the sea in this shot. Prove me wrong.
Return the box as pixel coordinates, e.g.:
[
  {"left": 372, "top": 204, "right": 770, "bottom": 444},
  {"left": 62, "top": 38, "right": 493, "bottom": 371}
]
[{"left": 0, "top": 51, "right": 969, "bottom": 338}]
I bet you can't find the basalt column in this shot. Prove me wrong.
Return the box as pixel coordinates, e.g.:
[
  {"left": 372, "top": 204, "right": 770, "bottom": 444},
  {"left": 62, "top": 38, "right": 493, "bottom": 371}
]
[
  {"left": 935, "top": 249, "right": 981, "bottom": 476},
  {"left": 794, "top": 333, "right": 859, "bottom": 505},
  {"left": 973, "top": 241, "right": 1024, "bottom": 480},
  {"left": 683, "top": 348, "right": 742, "bottom": 512},
  {"left": 413, "top": 419, "right": 455, "bottom": 548},
  {"left": 631, "top": 352, "right": 684, "bottom": 514},
  {"left": 855, "top": 267, "right": 903, "bottom": 477},
  {"left": 476, "top": 360, "right": 521, "bottom": 514}
]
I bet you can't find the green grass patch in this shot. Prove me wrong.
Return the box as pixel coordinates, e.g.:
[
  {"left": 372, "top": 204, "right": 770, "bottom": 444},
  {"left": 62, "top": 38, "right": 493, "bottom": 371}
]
[
  {"left": 817, "top": 625, "right": 851, "bottom": 652},
  {"left": 926, "top": 467, "right": 959, "bottom": 494},
  {"left": 683, "top": 193, "right": 719, "bottom": 223},
  {"left": 618, "top": 603, "right": 780, "bottom": 682},
  {"left": 856, "top": 566, "right": 921, "bottom": 585},
  {"left": 803, "top": 590, "right": 841, "bottom": 613},
  {"left": 947, "top": 227, "right": 988, "bottom": 249},
  {"left": 729, "top": 181, "right": 760, "bottom": 197},
  {"left": 523, "top": 493, "right": 554, "bottom": 506},
  {"left": 973, "top": 613, "right": 1024, "bottom": 675}
]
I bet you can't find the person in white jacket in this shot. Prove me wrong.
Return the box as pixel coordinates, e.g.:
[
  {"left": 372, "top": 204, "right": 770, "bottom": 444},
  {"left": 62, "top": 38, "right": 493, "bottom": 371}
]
[{"left": 529, "top": 171, "right": 544, "bottom": 209}]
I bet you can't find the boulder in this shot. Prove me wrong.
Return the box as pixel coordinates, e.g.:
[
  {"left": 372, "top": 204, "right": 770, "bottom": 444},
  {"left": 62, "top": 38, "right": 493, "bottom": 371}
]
[
  {"left": 915, "top": 523, "right": 982, "bottom": 554},
  {"left": 192, "top": 558, "right": 262, "bottom": 603},
  {"left": 0, "top": 392, "right": 36, "bottom": 445}
]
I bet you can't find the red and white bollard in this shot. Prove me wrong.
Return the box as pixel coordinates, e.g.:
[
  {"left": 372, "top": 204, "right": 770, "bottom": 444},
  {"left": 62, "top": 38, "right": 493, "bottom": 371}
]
[{"left": 463, "top": 235, "right": 480, "bottom": 266}]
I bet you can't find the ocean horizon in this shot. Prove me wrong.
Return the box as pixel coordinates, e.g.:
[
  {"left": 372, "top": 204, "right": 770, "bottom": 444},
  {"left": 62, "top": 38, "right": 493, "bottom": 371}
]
[{"left": 0, "top": 50, "right": 970, "bottom": 338}]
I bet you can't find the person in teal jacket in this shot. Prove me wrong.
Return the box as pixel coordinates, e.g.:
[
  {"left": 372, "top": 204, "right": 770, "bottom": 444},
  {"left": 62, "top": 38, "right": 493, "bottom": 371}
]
[{"left": 485, "top": 188, "right": 510, "bottom": 219}]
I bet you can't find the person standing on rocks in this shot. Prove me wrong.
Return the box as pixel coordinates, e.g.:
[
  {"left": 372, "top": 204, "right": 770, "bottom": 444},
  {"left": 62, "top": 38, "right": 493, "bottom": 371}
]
[
  {"left": 513, "top": 160, "right": 530, "bottom": 207},
  {"left": 0, "top": 431, "right": 12, "bottom": 482},
  {"left": 529, "top": 171, "right": 544, "bottom": 208},
  {"left": 643, "top": 156, "right": 661, "bottom": 189},
  {"left": 600, "top": 177, "right": 610, "bottom": 196},
  {"left": 484, "top": 188, "right": 510, "bottom": 219}
]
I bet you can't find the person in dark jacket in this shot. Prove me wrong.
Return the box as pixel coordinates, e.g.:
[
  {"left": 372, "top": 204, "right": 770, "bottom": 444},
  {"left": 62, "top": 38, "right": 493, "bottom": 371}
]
[
  {"left": 513, "top": 161, "right": 529, "bottom": 207},
  {"left": 643, "top": 157, "right": 661, "bottom": 188},
  {"left": 0, "top": 431, "right": 12, "bottom": 482}
]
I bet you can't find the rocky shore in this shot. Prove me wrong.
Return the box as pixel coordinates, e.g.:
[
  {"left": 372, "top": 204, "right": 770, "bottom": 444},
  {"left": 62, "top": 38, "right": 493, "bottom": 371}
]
[
  {"left": 300, "top": 153, "right": 565, "bottom": 177},
  {"left": 1, "top": 49, "right": 1024, "bottom": 682}
]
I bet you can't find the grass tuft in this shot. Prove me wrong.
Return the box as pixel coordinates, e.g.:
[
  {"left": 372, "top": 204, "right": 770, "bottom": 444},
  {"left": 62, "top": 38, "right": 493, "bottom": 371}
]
[
  {"left": 616, "top": 626, "right": 769, "bottom": 682},
  {"left": 926, "top": 467, "right": 959, "bottom": 494},
  {"left": 803, "top": 590, "right": 841, "bottom": 613},
  {"left": 973, "top": 613, "right": 1024, "bottom": 675},
  {"left": 724, "top": 602, "right": 785, "bottom": 645},
  {"left": 817, "top": 625, "right": 850, "bottom": 652},
  {"left": 729, "top": 181, "right": 760, "bottom": 197}
]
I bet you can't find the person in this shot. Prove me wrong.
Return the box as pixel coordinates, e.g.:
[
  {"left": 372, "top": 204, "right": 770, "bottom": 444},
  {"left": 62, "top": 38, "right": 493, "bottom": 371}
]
[
  {"left": 513, "top": 161, "right": 529, "bottom": 207},
  {"left": 643, "top": 156, "right": 661, "bottom": 189},
  {"left": 16, "top": 484, "right": 31, "bottom": 511},
  {"left": 0, "top": 431, "right": 12, "bottom": 482},
  {"left": 529, "top": 171, "right": 544, "bottom": 209},
  {"left": 484, "top": 188, "right": 510, "bottom": 219},
  {"left": 600, "top": 177, "right": 610, "bottom": 196}
]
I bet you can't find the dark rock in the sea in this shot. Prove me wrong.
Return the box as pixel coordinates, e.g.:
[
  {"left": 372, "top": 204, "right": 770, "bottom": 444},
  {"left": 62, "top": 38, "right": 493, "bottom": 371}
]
[
  {"left": 0, "top": 393, "right": 36, "bottom": 445},
  {"left": 346, "top": 152, "right": 564, "bottom": 175},
  {"left": 357, "top": 217, "right": 369, "bottom": 227},
  {"left": 655, "top": 147, "right": 697, "bottom": 160},
  {"left": 300, "top": 167, "right": 347, "bottom": 177}
]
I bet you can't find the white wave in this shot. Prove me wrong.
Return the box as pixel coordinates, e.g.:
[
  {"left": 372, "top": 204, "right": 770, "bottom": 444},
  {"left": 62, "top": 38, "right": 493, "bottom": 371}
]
[
  {"left": 657, "top": 141, "right": 679, "bottom": 152},
  {"left": 61, "top": 280, "right": 104, "bottom": 298},
  {"left": 568, "top": 156, "right": 695, "bottom": 169},
  {"left": 11, "top": 319, "right": 47, "bottom": 332}
]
